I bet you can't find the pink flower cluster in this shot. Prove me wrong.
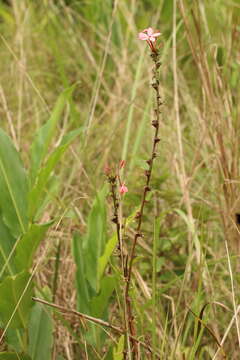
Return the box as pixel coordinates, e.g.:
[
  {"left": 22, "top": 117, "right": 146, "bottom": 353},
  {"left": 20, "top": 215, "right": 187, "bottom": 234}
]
[{"left": 138, "top": 27, "right": 161, "bottom": 52}]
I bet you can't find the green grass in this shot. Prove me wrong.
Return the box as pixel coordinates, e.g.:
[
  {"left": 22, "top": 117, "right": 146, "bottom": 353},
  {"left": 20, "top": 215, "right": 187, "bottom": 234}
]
[{"left": 0, "top": 0, "right": 240, "bottom": 358}]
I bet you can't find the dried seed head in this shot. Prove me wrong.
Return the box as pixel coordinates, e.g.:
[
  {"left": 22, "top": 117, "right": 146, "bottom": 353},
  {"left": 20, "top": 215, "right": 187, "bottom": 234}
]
[{"left": 151, "top": 120, "right": 158, "bottom": 128}]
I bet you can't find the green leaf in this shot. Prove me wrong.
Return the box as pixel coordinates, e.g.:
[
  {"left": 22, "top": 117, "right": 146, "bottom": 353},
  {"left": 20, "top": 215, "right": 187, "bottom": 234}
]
[
  {"left": 0, "top": 129, "right": 28, "bottom": 238},
  {"left": 90, "top": 276, "right": 116, "bottom": 318},
  {"left": 32, "top": 176, "right": 60, "bottom": 221},
  {"left": 0, "top": 353, "right": 31, "bottom": 360},
  {"left": 0, "top": 5, "right": 14, "bottom": 25},
  {"left": 0, "top": 271, "right": 33, "bottom": 329},
  {"left": 30, "top": 86, "right": 75, "bottom": 183},
  {"left": 29, "top": 127, "right": 83, "bottom": 219},
  {"left": 113, "top": 335, "right": 124, "bottom": 360},
  {"left": 4, "top": 327, "right": 24, "bottom": 353},
  {"left": 28, "top": 290, "right": 53, "bottom": 360},
  {"left": 84, "top": 187, "right": 108, "bottom": 292},
  {"left": 98, "top": 234, "right": 117, "bottom": 281},
  {"left": 0, "top": 214, "right": 16, "bottom": 279},
  {"left": 15, "top": 222, "right": 53, "bottom": 273},
  {"left": 72, "top": 232, "right": 90, "bottom": 314}
]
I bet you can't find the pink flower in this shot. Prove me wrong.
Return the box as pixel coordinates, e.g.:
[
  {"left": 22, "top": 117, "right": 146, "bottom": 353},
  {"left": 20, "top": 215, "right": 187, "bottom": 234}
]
[
  {"left": 138, "top": 27, "right": 161, "bottom": 42},
  {"left": 119, "top": 183, "right": 128, "bottom": 195},
  {"left": 138, "top": 27, "right": 161, "bottom": 53}
]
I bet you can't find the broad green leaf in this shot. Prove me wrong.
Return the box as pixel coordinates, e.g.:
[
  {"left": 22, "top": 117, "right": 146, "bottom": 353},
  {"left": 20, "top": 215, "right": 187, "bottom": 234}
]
[
  {"left": 0, "top": 271, "right": 33, "bottom": 329},
  {"left": 113, "top": 335, "right": 124, "bottom": 360},
  {"left": 0, "top": 353, "right": 31, "bottom": 360},
  {"left": 0, "top": 129, "right": 28, "bottom": 238},
  {"left": 29, "top": 127, "right": 83, "bottom": 219},
  {"left": 90, "top": 276, "right": 116, "bottom": 318},
  {"left": 0, "top": 214, "right": 16, "bottom": 278},
  {"left": 15, "top": 222, "right": 53, "bottom": 273},
  {"left": 72, "top": 232, "right": 90, "bottom": 314},
  {"left": 4, "top": 327, "right": 24, "bottom": 353},
  {"left": 30, "top": 86, "right": 75, "bottom": 183},
  {"left": 32, "top": 176, "right": 60, "bottom": 222},
  {"left": 28, "top": 289, "right": 53, "bottom": 360}
]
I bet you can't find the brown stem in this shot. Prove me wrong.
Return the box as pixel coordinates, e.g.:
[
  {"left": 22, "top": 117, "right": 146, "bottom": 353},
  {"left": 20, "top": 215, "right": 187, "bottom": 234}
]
[
  {"left": 124, "top": 50, "right": 162, "bottom": 359},
  {"left": 107, "top": 174, "right": 130, "bottom": 355}
]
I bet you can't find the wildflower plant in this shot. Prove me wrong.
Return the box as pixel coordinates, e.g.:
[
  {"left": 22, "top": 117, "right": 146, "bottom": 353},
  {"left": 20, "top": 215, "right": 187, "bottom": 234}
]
[
  {"left": 105, "top": 27, "right": 163, "bottom": 359},
  {"left": 0, "top": 2, "right": 239, "bottom": 359}
]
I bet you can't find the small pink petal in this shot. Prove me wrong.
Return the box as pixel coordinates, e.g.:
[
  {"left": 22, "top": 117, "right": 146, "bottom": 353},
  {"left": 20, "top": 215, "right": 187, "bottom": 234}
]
[
  {"left": 152, "top": 32, "right": 161, "bottom": 37},
  {"left": 149, "top": 37, "right": 156, "bottom": 42},
  {"left": 147, "top": 27, "right": 154, "bottom": 36},
  {"left": 138, "top": 32, "right": 149, "bottom": 40},
  {"left": 119, "top": 184, "right": 128, "bottom": 195}
]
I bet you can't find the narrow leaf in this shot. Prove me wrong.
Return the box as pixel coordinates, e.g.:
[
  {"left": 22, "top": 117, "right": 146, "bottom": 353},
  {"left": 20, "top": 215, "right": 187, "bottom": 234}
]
[
  {"left": 30, "top": 86, "right": 75, "bottom": 183},
  {"left": 0, "top": 129, "right": 28, "bottom": 237},
  {"left": 84, "top": 187, "right": 107, "bottom": 292},
  {"left": 72, "top": 232, "right": 90, "bottom": 314},
  {"left": 113, "top": 335, "right": 124, "bottom": 360},
  {"left": 98, "top": 234, "right": 117, "bottom": 281},
  {"left": 28, "top": 292, "right": 53, "bottom": 360}
]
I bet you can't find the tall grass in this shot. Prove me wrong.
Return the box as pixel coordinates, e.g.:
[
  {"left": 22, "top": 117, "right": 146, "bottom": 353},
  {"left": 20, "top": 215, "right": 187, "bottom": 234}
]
[{"left": 0, "top": 0, "right": 239, "bottom": 358}]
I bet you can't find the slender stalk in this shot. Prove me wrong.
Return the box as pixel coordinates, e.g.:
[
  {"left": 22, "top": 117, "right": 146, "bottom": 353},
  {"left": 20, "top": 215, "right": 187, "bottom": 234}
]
[
  {"left": 107, "top": 173, "right": 131, "bottom": 358},
  {"left": 124, "top": 49, "right": 162, "bottom": 359},
  {"left": 109, "top": 176, "right": 125, "bottom": 274}
]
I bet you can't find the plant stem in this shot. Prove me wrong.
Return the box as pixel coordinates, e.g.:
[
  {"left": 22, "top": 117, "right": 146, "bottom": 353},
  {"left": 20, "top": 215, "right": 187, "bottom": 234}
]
[
  {"left": 108, "top": 174, "right": 131, "bottom": 358},
  {"left": 124, "top": 49, "right": 162, "bottom": 359}
]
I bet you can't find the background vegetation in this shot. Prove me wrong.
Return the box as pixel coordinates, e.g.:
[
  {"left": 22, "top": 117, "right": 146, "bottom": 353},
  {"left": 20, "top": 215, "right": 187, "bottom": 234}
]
[{"left": 0, "top": 0, "right": 240, "bottom": 359}]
